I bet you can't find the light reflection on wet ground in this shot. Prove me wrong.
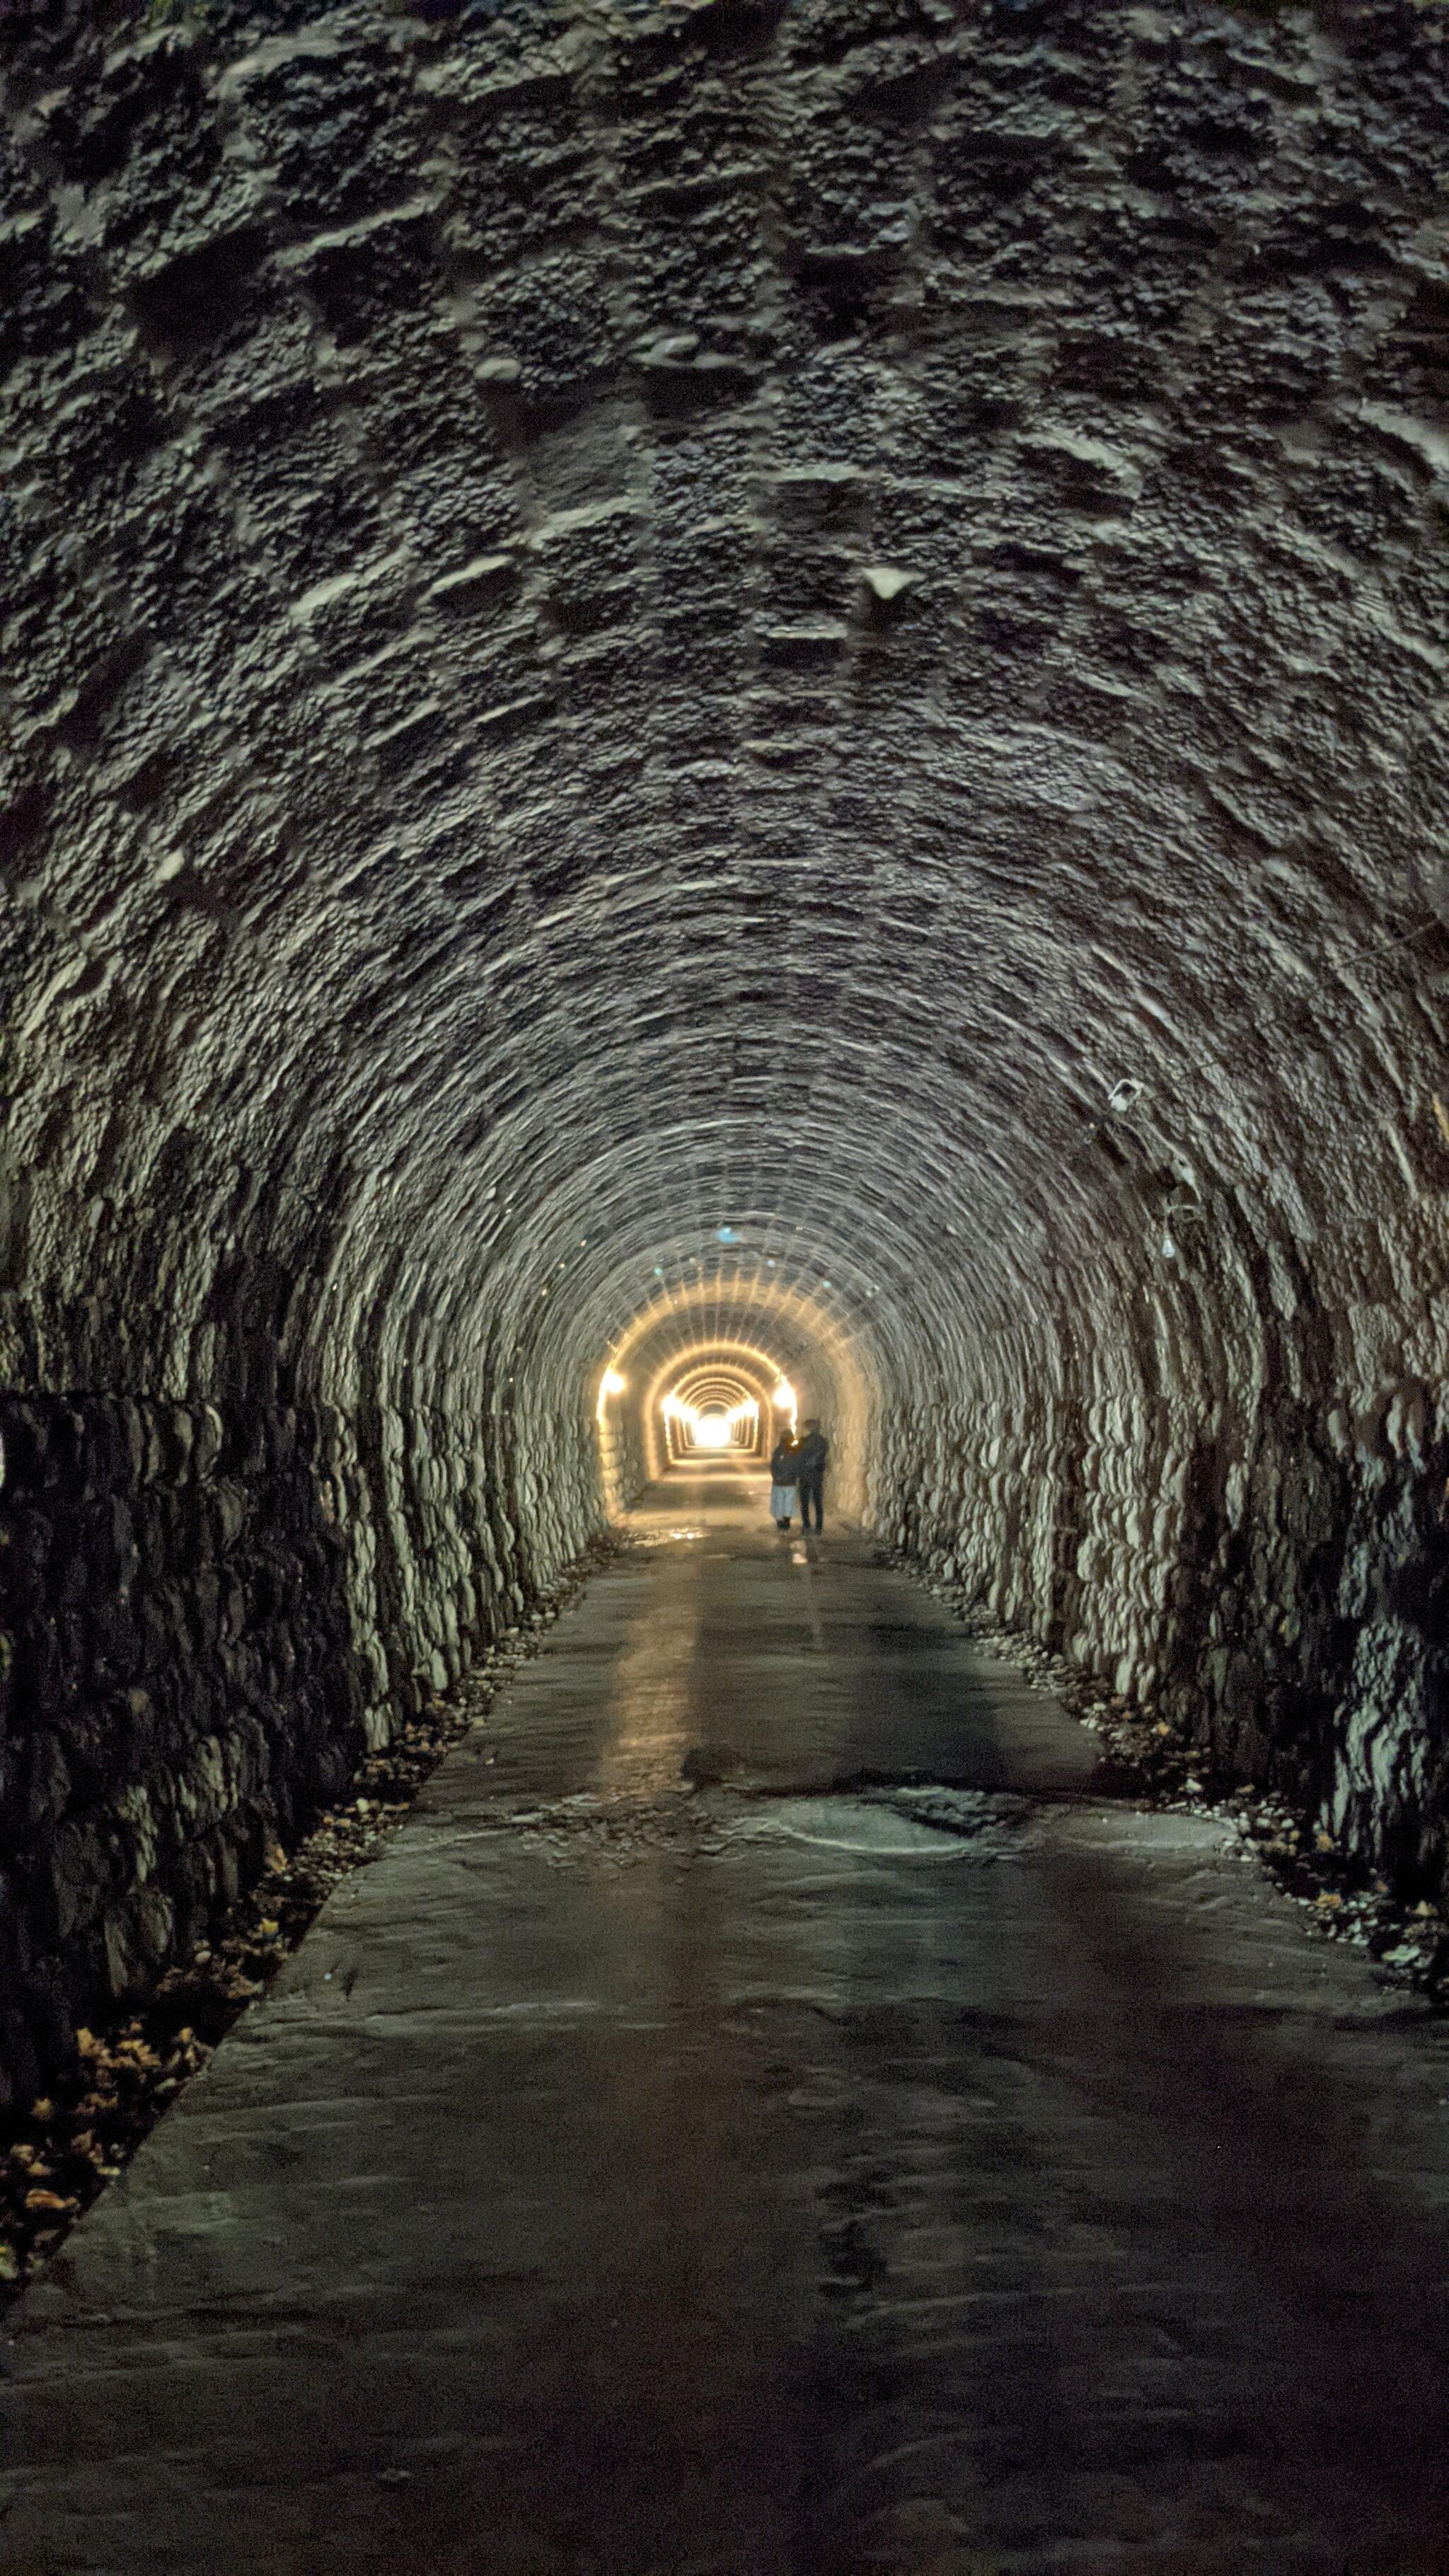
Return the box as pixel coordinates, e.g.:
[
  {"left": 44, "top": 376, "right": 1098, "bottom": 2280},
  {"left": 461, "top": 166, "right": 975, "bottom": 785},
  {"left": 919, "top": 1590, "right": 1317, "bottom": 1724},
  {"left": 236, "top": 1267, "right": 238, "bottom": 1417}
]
[{"left": 8, "top": 1461, "right": 1449, "bottom": 2573}]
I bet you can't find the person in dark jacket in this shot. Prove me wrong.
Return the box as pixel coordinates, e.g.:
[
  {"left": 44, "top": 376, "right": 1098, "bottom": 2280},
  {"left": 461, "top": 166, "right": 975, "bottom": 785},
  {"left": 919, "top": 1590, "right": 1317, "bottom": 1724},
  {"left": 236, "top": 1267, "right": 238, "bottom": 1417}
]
[
  {"left": 769, "top": 1431, "right": 800, "bottom": 1530},
  {"left": 795, "top": 1419, "right": 829, "bottom": 1532}
]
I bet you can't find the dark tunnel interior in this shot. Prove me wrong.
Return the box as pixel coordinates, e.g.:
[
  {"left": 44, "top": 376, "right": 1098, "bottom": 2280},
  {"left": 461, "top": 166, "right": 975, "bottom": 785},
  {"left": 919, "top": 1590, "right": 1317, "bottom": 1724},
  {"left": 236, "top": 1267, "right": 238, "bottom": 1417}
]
[{"left": 2, "top": 0, "right": 1449, "bottom": 2125}]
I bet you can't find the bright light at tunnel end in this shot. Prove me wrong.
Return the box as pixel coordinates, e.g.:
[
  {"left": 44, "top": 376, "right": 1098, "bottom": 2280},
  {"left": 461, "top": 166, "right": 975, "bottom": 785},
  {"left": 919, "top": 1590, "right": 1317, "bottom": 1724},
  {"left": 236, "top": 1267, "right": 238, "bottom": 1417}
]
[
  {"left": 619, "top": 1322, "right": 832, "bottom": 1493},
  {"left": 661, "top": 1390, "right": 758, "bottom": 1449}
]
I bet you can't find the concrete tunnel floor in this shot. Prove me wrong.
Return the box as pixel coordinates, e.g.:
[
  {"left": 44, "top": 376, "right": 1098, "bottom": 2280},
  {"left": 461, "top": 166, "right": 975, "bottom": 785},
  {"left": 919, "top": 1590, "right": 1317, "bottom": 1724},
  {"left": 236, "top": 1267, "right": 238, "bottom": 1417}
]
[{"left": 8, "top": 1460, "right": 1449, "bottom": 2575}]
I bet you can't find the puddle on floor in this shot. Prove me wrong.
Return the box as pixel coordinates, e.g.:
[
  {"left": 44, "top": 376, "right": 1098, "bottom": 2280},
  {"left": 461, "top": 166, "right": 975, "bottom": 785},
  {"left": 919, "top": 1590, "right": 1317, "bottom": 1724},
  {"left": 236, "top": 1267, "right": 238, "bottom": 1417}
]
[{"left": 739, "top": 1789, "right": 1038, "bottom": 1860}]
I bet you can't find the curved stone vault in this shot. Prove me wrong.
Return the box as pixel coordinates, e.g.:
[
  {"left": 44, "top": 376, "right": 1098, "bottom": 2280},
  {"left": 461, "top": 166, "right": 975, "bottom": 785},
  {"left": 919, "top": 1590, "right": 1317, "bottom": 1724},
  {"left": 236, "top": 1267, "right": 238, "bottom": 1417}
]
[{"left": 1, "top": 0, "right": 1448, "bottom": 2096}]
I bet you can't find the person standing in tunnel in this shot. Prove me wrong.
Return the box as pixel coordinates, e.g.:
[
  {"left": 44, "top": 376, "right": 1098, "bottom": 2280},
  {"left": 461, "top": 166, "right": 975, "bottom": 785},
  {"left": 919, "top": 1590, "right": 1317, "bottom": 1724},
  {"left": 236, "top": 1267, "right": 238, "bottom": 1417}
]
[
  {"left": 795, "top": 1419, "right": 829, "bottom": 1533},
  {"left": 769, "top": 1426, "right": 801, "bottom": 1532}
]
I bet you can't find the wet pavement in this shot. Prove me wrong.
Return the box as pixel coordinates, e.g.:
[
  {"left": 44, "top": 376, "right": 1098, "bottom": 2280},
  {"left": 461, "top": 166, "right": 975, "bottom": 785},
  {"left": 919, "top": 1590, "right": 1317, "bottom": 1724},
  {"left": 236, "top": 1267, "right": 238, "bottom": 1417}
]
[{"left": 8, "top": 1460, "right": 1449, "bottom": 2574}]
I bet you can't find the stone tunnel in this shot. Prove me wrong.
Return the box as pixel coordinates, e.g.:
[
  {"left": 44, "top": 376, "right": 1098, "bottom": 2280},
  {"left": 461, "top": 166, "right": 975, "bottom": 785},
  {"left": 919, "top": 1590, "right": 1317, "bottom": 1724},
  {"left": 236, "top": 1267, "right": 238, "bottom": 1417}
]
[{"left": 4, "top": 0, "right": 1449, "bottom": 2563}]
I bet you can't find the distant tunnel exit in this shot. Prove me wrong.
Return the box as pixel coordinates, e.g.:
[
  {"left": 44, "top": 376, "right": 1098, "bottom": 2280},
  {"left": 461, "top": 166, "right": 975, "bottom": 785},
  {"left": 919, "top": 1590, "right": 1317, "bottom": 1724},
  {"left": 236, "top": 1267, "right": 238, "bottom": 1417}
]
[
  {"left": 592, "top": 1284, "right": 873, "bottom": 1522},
  {"left": 660, "top": 1362, "right": 778, "bottom": 1460}
]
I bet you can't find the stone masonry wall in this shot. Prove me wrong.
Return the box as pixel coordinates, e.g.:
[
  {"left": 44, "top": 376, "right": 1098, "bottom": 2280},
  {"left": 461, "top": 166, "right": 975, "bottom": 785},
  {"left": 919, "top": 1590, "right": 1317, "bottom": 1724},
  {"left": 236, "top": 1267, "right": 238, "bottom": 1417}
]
[
  {"left": 0, "top": 1394, "right": 357, "bottom": 2106},
  {"left": 596, "top": 1409, "right": 647, "bottom": 1518},
  {"left": 0, "top": 1387, "right": 601, "bottom": 2108},
  {"left": 879, "top": 1230, "right": 1449, "bottom": 1903}
]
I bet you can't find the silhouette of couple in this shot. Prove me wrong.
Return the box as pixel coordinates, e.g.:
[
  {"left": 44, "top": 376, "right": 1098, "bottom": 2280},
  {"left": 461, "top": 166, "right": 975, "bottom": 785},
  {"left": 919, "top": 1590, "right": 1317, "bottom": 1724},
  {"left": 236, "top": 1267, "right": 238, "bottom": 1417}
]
[{"left": 769, "top": 1420, "right": 829, "bottom": 1534}]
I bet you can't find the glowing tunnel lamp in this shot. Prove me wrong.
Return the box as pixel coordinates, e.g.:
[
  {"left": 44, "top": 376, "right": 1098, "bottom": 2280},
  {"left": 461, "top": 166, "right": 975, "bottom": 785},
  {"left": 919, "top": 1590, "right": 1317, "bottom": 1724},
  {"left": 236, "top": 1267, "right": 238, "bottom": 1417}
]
[
  {"left": 773, "top": 1380, "right": 796, "bottom": 1411},
  {"left": 601, "top": 1370, "right": 626, "bottom": 1396}
]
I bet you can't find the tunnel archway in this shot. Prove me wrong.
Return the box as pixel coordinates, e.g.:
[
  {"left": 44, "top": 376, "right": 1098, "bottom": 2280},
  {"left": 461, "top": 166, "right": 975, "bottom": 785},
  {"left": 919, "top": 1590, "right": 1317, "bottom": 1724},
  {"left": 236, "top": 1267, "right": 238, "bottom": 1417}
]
[
  {"left": 1, "top": 0, "right": 1448, "bottom": 2107},
  {"left": 660, "top": 1365, "right": 764, "bottom": 1457},
  {"left": 597, "top": 1283, "right": 875, "bottom": 1518}
]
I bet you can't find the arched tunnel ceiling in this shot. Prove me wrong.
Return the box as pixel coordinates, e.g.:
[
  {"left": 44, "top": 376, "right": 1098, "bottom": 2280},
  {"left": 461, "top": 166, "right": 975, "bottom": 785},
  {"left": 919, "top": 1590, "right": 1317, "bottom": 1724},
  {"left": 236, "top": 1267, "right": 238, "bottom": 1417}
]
[{"left": 2, "top": 0, "right": 1448, "bottom": 1407}]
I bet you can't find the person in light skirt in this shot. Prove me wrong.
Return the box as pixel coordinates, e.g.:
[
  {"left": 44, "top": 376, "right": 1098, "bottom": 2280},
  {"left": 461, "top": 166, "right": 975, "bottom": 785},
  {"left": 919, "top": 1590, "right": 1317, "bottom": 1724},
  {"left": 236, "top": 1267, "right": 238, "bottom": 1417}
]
[{"left": 769, "top": 1429, "right": 801, "bottom": 1530}]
